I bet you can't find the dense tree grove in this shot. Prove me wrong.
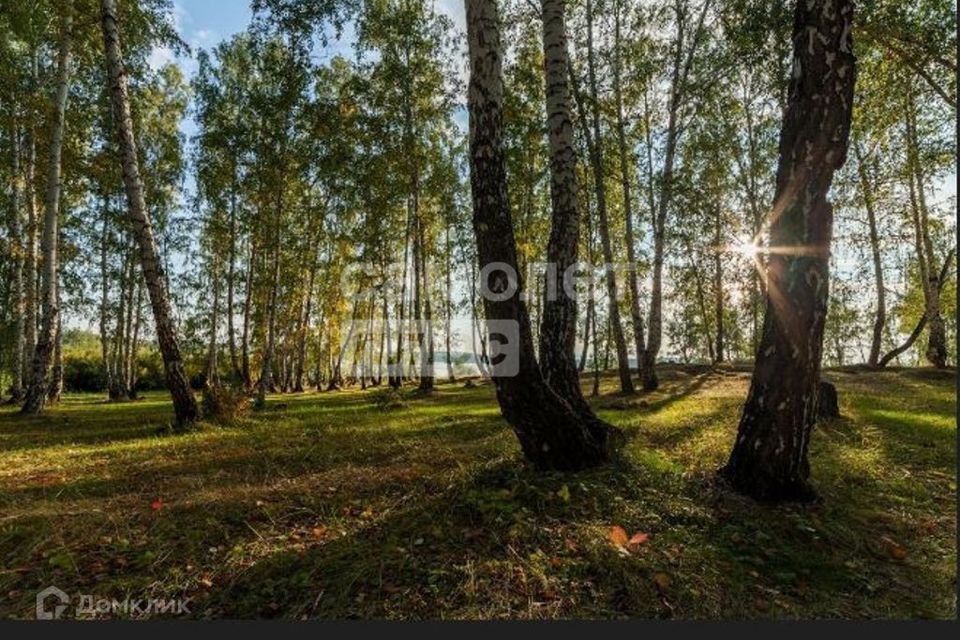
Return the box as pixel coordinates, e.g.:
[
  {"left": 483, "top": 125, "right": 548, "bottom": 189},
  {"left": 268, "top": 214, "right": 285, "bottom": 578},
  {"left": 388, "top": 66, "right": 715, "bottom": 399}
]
[{"left": 0, "top": 0, "right": 955, "bottom": 496}]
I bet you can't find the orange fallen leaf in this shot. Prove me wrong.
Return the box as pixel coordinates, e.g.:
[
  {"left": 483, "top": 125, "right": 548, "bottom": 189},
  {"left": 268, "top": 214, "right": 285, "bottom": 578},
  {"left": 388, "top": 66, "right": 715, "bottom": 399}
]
[
  {"left": 311, "top": 526, "right": 328, "bottom": 539},
  {"left": 628, "top": 532, "right": 650, "bottom": 548},
  {"left": 150, "top": 498, "right": 163, "bottom": 511},
  {"left": 888, "top": 544, "right": 908, "bottom": 560},
  {"left": 608, "top": 525, "right": 629, "bottom": 548}
]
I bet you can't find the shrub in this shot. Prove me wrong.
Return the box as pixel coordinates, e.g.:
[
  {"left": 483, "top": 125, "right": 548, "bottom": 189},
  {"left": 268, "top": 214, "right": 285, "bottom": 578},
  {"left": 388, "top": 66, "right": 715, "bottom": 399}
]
[
  {"left": 372, "top": 387, "right": 406, "bottom": 411},
  {"left": 201, "top": 383, "right": 250, "bottom": 424}
]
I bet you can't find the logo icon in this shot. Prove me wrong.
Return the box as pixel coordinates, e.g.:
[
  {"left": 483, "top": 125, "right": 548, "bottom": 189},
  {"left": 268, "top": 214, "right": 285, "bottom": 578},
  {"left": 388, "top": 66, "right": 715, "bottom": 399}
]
[
  {"left": 486, "top": 320, "right": 520, "bottom": 377},
  {"left": 36, "top": 585, "right": 70, "bottom": 620}
]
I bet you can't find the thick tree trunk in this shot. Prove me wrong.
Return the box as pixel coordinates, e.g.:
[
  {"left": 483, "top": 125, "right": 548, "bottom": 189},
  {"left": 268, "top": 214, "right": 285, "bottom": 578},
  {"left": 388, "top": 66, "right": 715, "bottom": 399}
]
[
  {"left": 7, "top": 123, "right": 25, "bottom": 401},
  {"left": 21, "top": 7, "right": 72, "bottom": 415},
  {"left": 853, "top": 139, "right": 885, "bottom": 366},
  {"left": 101, "top": 0, "right": 198, "bottom": 427},
  {"left": 578, "top": 0, "right": 633, "bottom": 395},
  {"left": 466, "top": 0, "right": 610, "bottom": 470},
  {"left": 538, "top": 0, "right": 605, "bottom": 422},
  {"left": 721, "top": 0, "right": 855, "bottom": 502}
]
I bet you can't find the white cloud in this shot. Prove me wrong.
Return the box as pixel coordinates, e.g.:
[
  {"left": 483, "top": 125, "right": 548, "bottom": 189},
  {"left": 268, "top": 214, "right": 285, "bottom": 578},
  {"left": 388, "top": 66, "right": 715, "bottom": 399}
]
[{"left": 147, "top": 45, "right": 177, "bottom": 70}]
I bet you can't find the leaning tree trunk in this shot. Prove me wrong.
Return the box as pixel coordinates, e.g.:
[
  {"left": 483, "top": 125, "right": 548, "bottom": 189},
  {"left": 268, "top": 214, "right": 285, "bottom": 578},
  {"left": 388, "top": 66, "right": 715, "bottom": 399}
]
[
  {"left": 612, "top": 0, "right": 647, "bottom": 383},
  {"left": 466, "top": 0, "right": 610, "bottom": 471},
  {"left": 877, "top": 250, "right": 955, "bottom": 368},
  {"left": 905, "top": 88, "right": 947, "bottom": 368},
  {"left": 580, "top": 0, "right": 633, "bottom": 395},
  {"left": 721, "top": 0, "right": 855, "bottom": 502},
  {"left": 101, "top": 0, "right": 198, "bottom": 427},
  {"left": 21, "top": 6, "right": 72, "bottom": 415},
  {"left": 853, "top": 139, "right": 885, "bottom": 366},
  {"left": 538, "top": 0, "right": 610, "bottom": 428}
]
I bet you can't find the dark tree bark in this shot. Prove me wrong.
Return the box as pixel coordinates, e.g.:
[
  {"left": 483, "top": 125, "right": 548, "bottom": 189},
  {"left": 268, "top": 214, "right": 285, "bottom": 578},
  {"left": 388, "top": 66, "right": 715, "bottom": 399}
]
[
  {"left": 101, "top": 0, "right": 198, "bottom": 427},
  {"left": 817, "top": 381, "right": 839, "bottom": 420},
  {"left": 721, "top": 0, "right": 856, "bottom": 502},
  {"left": 466, "top": 0, "right": 610, "bottom": 470}
]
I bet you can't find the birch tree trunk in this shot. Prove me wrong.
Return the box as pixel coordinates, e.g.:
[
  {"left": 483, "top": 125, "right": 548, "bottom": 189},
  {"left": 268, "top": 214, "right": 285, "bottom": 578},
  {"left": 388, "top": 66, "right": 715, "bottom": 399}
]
[
  {"left": 241, "top": 236, "right": 256, "bottom": 389},
  {"left": 6, "top": 122, "right": 25, "bottom": 401},
  {"left": 226, "top": 170, "right": 241, "bottom": 382},
  {"left": 538, "top": 0, "right": 607, "bottom": 424},
  {"left": 22, "top": 53, "right": 39, "bottom": 392},
  {"left": 101, "top": 0, "right": 198, "bottom": 427},
  {"left": 613, "top": 0, "right": 648, "bottom": 383},
  {"left": 853, "top": 139, "right": 885, "bottom": 366},
  {"left": 580, "top": 0, "right": 634, "bottom": 395},
  {"left": 21, "top": 5, "right": 72, "bottom": 415},
  {"left": 256, "top": 193, "right": 283, "bottom": 407},
  {"left": 466, "top": 0, "right": 611, "bottom": 470},
  {"left": 713, "top": 205, "right": 724, "bottom": 363},
  {"left": 905, "top": 87, "right": 947, "bottom": 368},
  {"left": 721, "top": 0, "right": 855, "bottom": 502}
]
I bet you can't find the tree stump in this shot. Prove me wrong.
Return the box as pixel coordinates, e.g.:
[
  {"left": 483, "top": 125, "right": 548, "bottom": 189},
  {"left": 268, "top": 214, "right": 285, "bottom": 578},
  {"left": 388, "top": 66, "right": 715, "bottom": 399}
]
[{"left": 817, "top": 381, "right": 839, "bottom": 420}]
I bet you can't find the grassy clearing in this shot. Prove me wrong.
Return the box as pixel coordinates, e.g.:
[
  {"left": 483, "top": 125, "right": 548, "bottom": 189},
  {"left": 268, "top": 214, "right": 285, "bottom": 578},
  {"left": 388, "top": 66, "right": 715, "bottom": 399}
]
[{"left": 0, "top": 367, "right": 955, "bottom": 619}]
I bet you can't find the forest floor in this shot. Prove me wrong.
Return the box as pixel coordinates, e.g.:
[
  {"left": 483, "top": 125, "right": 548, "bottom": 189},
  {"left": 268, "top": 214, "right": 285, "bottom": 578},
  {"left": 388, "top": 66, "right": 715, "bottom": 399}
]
[{"left": 0, "top": 366, "right": 955, "bottom": 619}]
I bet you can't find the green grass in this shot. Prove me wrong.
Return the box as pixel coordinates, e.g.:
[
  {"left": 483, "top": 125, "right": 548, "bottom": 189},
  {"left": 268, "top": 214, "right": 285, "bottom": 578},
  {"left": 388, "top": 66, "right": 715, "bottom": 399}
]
[{"left": 0, "top": 367, "right": 955, "bottom": 619}]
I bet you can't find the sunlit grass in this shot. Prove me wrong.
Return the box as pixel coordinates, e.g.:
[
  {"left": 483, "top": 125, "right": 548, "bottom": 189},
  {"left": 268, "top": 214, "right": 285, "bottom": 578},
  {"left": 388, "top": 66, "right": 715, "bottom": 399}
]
[{"left": 0, "top": 367, "right": 955, "bottom": 619}]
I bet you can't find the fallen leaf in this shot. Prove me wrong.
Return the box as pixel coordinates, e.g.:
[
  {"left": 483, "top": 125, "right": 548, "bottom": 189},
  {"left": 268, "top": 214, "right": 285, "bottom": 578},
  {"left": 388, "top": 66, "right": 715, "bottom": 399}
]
[
  {"left": 150, "top": 498, "right": 163, "bottom": 511},
  {"left": 608, "top": 525, "right": 629, "bottom": 548},
  {"left": 888, "top": 544, "right": 908, "bottom": 560},
  {"left": 628, "top": 532, "right": 650, "bottom": 549},
  {"left": 311, "top": 526, "right": 328, "bottom": 539}
]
